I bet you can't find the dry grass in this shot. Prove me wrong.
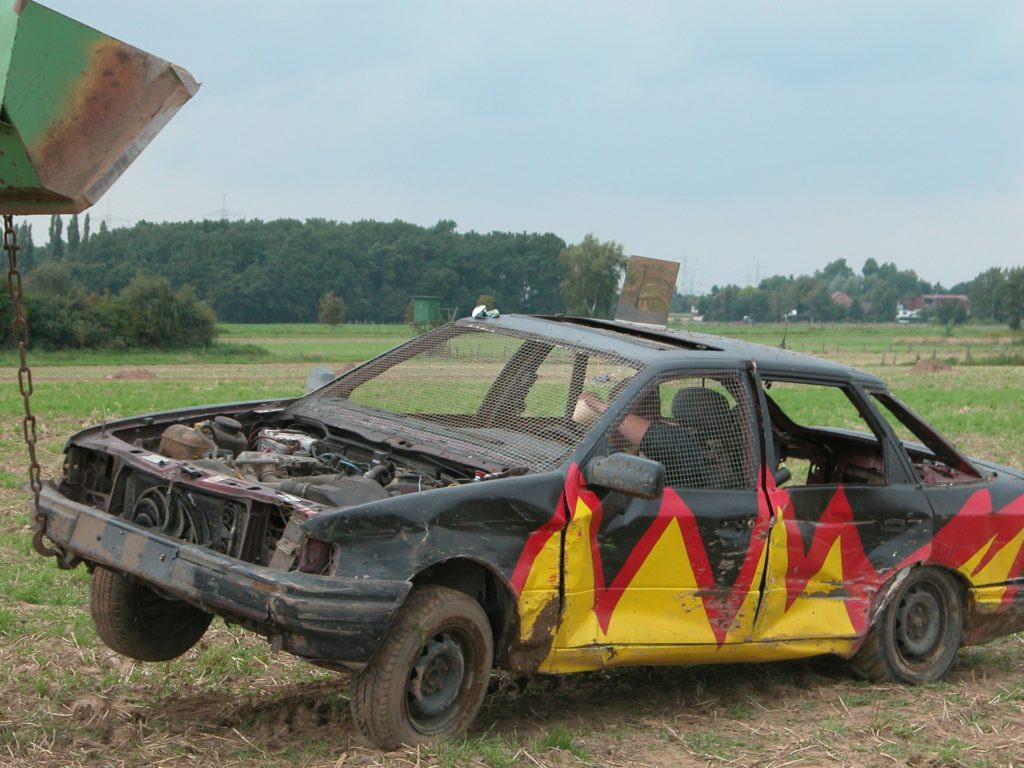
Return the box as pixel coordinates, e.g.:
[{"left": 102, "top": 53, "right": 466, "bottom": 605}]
[
  {"left": 3, "top": 358, "right": 1024, "bottom": 767},
  {"left": 4, "top": 623, "right": 1024, "bottom": 767}
]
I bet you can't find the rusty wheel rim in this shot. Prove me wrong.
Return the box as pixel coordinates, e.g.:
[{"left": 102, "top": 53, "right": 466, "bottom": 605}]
[
  {"left": 406, "top": 631, "right": 468, "bottom": 732},
  {"left": 893, "top": 580, "right": 947, "bottom": 668}
]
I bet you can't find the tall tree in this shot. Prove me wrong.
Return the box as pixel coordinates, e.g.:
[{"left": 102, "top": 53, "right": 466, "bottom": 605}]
[
  {"left": 47, "top": 214, "right": 64, "bottom": 261},
  {"left": 558, "top": 234, "right": 628, "bottom": 318},
  {"left": 14, "top": 221, "right": 35, "bottom": 271},
  {"left": 82, "top": 213, "right": 91, "bottom": 244},
  {"left": 999, "top": 267, "right": 1024, "bottom": 331},
  {"left": 67, "top": 213, "right": 81, "bottom": 252},
  {"left": 969, "top": 267, "right": 1005, "bottom": 323}
]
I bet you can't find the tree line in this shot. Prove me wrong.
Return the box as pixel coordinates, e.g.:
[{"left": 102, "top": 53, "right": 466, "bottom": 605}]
[
  {"left": 682, "top": 258, "right": 1022, "bottom": 330},
  {"left": 4, "top": 216, "right": 630, "bottom": 349},
  {"left": 17, "top": 217, "right": 572, "bottom": 324},
  {"left": 3, "top": 214, "right": 1021, "bottom": 350}
]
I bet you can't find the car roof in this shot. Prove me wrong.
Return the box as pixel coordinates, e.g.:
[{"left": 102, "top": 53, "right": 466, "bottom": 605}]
[{"left": 457, "top": 314, "right": 885, "bottom": 388}]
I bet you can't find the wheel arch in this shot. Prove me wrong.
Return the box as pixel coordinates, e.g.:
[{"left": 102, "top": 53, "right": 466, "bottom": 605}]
[
  {"left": 880, "top": 562, "right": 969, "bottom": 618},
  {"left": 848, "top": 562, "right": 969, "bottom": 657},
  {"left": 412, "top": 556, "right": 519, "bottom": 666}
]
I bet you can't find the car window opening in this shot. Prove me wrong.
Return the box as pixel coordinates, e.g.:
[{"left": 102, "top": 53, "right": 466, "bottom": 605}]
[{"left": 762, "top": 380, "right": 887, "bottom": 488}]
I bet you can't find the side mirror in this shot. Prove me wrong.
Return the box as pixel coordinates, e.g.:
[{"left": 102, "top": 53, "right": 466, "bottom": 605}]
[{"left": 585, "top": 453, "right": 664, "bottom": 499}]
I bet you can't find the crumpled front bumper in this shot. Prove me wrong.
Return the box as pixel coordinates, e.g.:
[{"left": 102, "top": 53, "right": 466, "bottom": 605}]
[{"left": 36, "top": 483, "right": 411, "bottom": 668}]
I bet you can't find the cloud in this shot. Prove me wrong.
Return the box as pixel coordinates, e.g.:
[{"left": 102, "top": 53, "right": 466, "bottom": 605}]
[{"left": 30, "top": 0, "right": 1022, "bottom": 294}]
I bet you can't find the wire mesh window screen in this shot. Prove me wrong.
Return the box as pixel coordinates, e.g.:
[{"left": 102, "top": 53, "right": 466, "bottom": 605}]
[
  {"left": 615, "top": 371, "right": 756, "bottom": 489},
  {"left": 346, "top": 331, "right": 524, "bottom": 415},
  {"left": 522, "top": 345, "right": 576, "bottom": 417},
  {"left": 291, "top": 324, "right": 642, "bottom": 471}
]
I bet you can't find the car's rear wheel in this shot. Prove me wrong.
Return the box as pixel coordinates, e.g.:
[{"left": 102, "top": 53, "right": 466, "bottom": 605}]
[
  {"left": 90, "top": 566, "right": 212, "bottom": 661},
  {"left": 350, "top": 584, "right": 493, "bottom": 749},
  {"left": 849, "top": 567, "right": 963, "bottom": 683}
]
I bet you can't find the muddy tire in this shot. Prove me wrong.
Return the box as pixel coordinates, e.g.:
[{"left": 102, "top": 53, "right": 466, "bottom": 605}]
[
  {"left": 90, "top": 566, "right": 212, "bottom": 662},
  {"left": 849, "top": 567, "right": 963, "bottom": 683},
  {"left": 351, "top": 585, "right": 493, "bottom": 749}
]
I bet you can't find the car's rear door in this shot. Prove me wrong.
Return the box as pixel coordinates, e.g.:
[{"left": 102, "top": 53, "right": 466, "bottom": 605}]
[{"left": 754, "top": 376, "right": 934, "bottom": 645}]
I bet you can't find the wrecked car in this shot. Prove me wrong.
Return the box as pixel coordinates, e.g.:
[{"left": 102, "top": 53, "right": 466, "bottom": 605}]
[{"left": 33, "top": 314, "right": 1024, "bottom": 748}]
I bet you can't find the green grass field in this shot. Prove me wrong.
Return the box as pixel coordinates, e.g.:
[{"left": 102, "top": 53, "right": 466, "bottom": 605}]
[
  {"left": 1, "top": 321, "right": 1023, "bottom": 768},
  {"left": 3, "top": 320, "right": 1021, "bottom": 369},
  {"left": 0, "top": 322, "right": 414, "bottom": 367},
  {"left": 680, "top": 320, "right": 1024, "bottom": 367}
]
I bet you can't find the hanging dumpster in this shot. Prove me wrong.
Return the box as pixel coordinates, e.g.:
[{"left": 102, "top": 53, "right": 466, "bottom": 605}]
[{"left": 0, "top": 0, "right": 198, "bottom": 214}]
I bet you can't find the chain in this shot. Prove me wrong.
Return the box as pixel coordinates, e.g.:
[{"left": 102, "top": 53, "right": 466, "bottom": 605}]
[{"left": 4, "top": 214, "right": 61, "bottom": 559}]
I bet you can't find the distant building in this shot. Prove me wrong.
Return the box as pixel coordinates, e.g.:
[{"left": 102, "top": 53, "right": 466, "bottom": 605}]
[
  {"left": 831, "top": 290, "right": 870, "bottom": 316},
  {"left": 901, "top": 294, "right": 970, "bottom": 312},
  {"left": 830, "top": 290, "right": 853, "bottom": 309}
]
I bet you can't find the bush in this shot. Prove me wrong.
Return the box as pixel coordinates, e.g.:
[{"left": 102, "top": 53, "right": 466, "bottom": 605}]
[
  {"left": 0, "top": 271, "right": 216, "bottom": 351},
  {"left": 118, "top": 274, "right": 216, "bottom": 349}
]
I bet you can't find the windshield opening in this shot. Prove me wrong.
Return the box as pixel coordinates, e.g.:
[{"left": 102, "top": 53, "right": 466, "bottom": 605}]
[{"left": 288, "top": 323, "right": 642, "bottom": 472}]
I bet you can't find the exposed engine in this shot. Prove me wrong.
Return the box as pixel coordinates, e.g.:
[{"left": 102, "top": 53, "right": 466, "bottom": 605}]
[
  {"left": 156, "top": 417, "right": 453, "bottom": 508},
  {"left": 63, "top": 410, "right": 472, "bottom": 572}
]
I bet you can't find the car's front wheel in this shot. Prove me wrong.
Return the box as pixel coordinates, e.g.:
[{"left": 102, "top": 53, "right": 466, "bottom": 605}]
[
  {"left": 90, "top": 566, "right": 212, "bottom": 661},
  {"left": 350, "top": 584, "right": 493, "bottom": 749},
  {"left": 849, "top": 566, "right": 963, "bottom": 683}
]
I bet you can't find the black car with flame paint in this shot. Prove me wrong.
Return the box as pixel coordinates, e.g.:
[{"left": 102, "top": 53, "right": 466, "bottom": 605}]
[{"left": 33, "top": 315, "right": 1024, "bottom": 748}]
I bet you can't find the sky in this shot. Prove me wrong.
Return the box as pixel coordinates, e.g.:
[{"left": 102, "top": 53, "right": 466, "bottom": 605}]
[{"left": 36, "top": 0, "right": 1024, "bottom": 294}]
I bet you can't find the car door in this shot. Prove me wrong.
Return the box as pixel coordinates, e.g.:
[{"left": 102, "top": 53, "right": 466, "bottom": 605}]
[
  {"left": 549, "top": 366, "right": 771, "bottom": 667},
  {"left": 754, "top": 376, "right": 934, "bottom": 644}
]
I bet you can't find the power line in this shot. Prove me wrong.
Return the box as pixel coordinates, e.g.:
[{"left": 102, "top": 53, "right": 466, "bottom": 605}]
[
  {"left": 201, "top": 193, "right": 245, "bottom": 221},
  {"left": 95, "top": 197, "right": 131, "bottom": 228}
]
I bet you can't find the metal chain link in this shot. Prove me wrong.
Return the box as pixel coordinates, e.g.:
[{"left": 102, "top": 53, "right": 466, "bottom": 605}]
[{"left": 4, "top": 214, "right": 61, "bottom": 559}]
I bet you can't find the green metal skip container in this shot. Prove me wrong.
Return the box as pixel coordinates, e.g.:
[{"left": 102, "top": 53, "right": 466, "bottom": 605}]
[{"left": 0, "top": 0, "right": 198, "bottom": 214}]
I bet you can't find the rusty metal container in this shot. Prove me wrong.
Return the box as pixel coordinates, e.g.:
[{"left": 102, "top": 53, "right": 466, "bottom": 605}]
[{"left": 0, "top": 0, "right": 198, "bottom": 214}]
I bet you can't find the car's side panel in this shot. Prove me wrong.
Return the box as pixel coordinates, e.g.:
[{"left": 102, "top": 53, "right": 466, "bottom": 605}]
[
  {"left": 921, "top": 479, "right": 1024, "bottom": 643},
  {"left": 925, "top": 481, "right": 1024, "bottom": 586},
  {"left": 540, "top": 637, "right": 857, "bottom": 673},
  {"left": 510, "top": 465, "right": 776, "bottom": 672},
  {"left": 307, "top": 471, "right": 572, "bottom": 667},
  {"left": 756, "top": 481, "right": 932, "bottom": 642},
  {"left": 557, "top": 483, "right": 769, "bottom": 648},
  {"left": 306, "top": 473, "right": 568, "bottom": 589}
]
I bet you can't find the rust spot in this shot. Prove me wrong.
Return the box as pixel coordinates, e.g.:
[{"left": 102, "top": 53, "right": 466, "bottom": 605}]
[
  {"left": 34, "top": 41, "right": 147, "bottom": 196},
  {"left": 964, "top": 604, "right": 1024, "bottom": 646},
  {"left": 806, "top": 587, "right": 852, "bottom": 599},
  {"left": 506, "top": 597, "right": 559, "bottom": 673},
  {"left": 26, "top": 36, "right": 196, "bottom": 211}
]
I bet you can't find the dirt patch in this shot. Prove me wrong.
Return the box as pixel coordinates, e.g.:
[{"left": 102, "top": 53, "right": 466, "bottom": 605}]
[
  {"left": 106, "top": 369, "right": 158, "bottom": 380},
  {"left": 912, "top": 359, "right": 953, "bottom": 373}
]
